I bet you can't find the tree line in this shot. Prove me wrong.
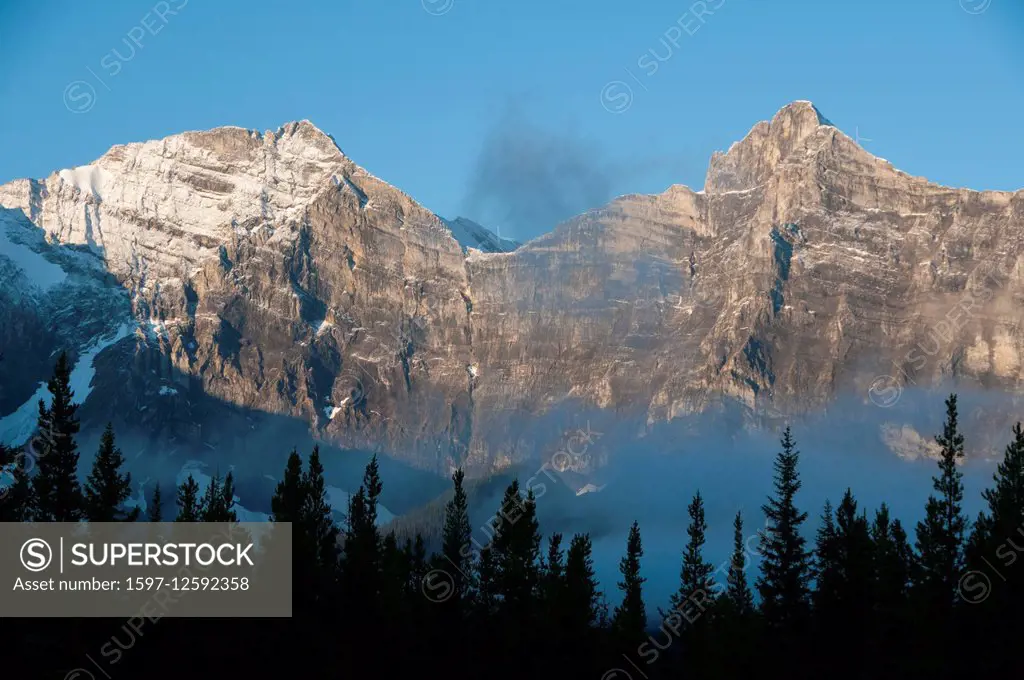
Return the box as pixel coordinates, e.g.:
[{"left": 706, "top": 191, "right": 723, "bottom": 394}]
[{"left": 3, "top": 353, "right": 1024, "bottom": 679}]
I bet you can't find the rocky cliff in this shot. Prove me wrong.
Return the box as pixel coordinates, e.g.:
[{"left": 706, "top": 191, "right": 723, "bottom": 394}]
[{"left": 2, "top": 102, "right": 1022, "bottom": 473}]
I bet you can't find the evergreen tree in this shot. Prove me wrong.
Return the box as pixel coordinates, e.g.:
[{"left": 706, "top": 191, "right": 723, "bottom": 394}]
[
  {"left": 440, "top": 468, "right": 474, "bottom": 607},
  {"left": 199, "top": 471, "right": 238, "bottom": 522},
  {"left": 713, "top": 510, "right": 758, "bottom": 680},
  {"left": 302, "top": 446, "right": 340, "bottom": 600},
  {"left": 612, "top": 520, "right": 647, "bottom": 649},
  {"left": 31, "top": 351, "right": 84, "bottom": 521},
  {"left": 269, "top": 450, "right": 312, "bottom": 610},
  {"left": 872, "top": 505, "right": 912, "bottom": 610},
  {"left": 870, "top": 504, "right": 912, "bottom": 673},
  {"left": 0, "top": 443, "right": 31, "bottom": 521},
  {"left": 147, "top": 483, "right": 163, "bottom": 522},
  {"left": 542, "top": 532, "right": 566, "bottom": 613},
  {"left": 539, "top": 532, "right": 568, "bottom": 672},
  {"left": 812, "top": 500, "right": 841, "bottom": 617},
  {"left": 564, "top": 533, "right": 600, "bottom": 635},
  {"left": 963, "top": 422, "right": 1024, "bottom": 673},
  {"left": 175, "top": 474, "right": 202, "bottom": 522},
  {"left": 491, "top": 481, "right": 542, "bottom": 627},
  {"left": 341, "top": 454, "right": 382, "bottom": 624},
  {"left": 914, "top": 394, "right": 967, "bottom": 612},
  {"left": 832, "top": 489, "right": 875, "bottom": 678},
  {"left": 725, "top": 511, "right": 755, "bottom": 616},
  {"left": 668, "top": 491, "right": 717, "bottom": 615},
  {"left": 380, "top": 531, "right": 407, "bottom": 620},
  {"left": 756, "top": 427, "right": 811, "bottom": 637},
  {"left": 84, "top": 423, "right": 139, "bottom": 521},
  {"left": 666, "top": 491, "right": 717, "bottom": 677},
  {"left": 270, "top": 450, "right": 306, "bottom": 524},
  {"left": 475, "top": 544, "right": 499, "bottom": 618}
]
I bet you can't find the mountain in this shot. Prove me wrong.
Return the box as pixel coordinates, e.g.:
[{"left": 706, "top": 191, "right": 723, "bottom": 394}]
[
  {"left": 1, "top": 103, "right": 1022, "bottom": 476},
  {"left": 442, "top": 216, "right": 520, "bottom": 254}
]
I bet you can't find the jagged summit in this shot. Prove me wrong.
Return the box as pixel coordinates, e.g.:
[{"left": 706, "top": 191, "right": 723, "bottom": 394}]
[
  {"left": 704, "top": 100, "right": 839, "bottom": 193},
  {"left": 787, "top": 100, "right": 834, "bottom": 126}
]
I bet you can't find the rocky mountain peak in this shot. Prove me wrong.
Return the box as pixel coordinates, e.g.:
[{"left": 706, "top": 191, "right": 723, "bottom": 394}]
[
  {"left": 3, "top": 105, "right": 1024, "bottom": 473},
  {"left": 704, "top": 100, "right": 835, "bottom": 194}
]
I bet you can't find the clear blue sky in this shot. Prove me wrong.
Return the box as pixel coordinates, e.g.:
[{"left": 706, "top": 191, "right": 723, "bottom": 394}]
[{"left": 1, "top": 0, "right": 1021, "bottom": 241}]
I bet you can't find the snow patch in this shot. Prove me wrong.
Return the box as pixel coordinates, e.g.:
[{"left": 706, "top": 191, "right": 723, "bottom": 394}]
[
  {"left": 576, "top": 483, "right": 607, "bottom": 497},
  {"left": 159, "top": 386, "right": 178, "bottom": 396},
  {"left": 58, "top": 164, "right": 110, "bottom": 200},
  {"left": 0, "top": 323, "right": 134, "bottom": 447},
  {"left": 0, "top": 214, "right": 68, "bottom": 290}
]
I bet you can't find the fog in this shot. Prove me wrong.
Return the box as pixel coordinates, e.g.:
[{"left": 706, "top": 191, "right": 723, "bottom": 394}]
[{"left": 54, "top": 385, "right": 1015, "bottom": 617}]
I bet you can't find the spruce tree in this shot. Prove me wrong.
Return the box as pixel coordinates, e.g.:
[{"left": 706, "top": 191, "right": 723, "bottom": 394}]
[
  {"left": 491, "top": 481, "right": 542, "bottom": 622},
  {"left": 84, "top": 423, "right": 139, "bottom": 521},
  {"left": 666, "top": 491, "right": 717, "bottom": 677},
  {"left": 871, "top": 504, "right": 912, "bottom": 672},
  {"left": 812, "top": 500, "right": 841, "bottom": 617},
  {"left": 725, "top": 511, "right": 755, "bottom": 616},
  {"left": 200, "top": 471, "right": 238, "bottom": 522},
  {"left": 914, "top": 394, "right": 967, "bottom": 612},
  {"left": 833, "top": 489, "right": 875, "bottom": 678},
  {"left": 303, "top": 446, "right": 340, "bottom": 599},
  {"left": 564, "top": 533, "right": 600, "bottom": 635},
  {"left": 612, "top": 520, "right": 647, "bottom": 648},
  {"left": 542, "top": 532, "right": 566, "bottom": 614},
  {"left": 756, "top": 427, "right": 811, "bottom": 635},
  {"left": 440, "top": 468, "right": 474, "bottom": 606},
  {"left": 269, "top": 450, "right": 311, "bottom": 610},
  {"left": 341, "top": 454, "right": 382, "bottom": 623},
  {"left": 31, "top": 351, "right": 85, "bottom": 521},
  {"left": 380, "top": 531, "right": 407, "bottom": 620},
  {"left": 668, "top": 491, "right": 717, "bottom": 615},
  {"left": 270, "top": 450, "right": 306, "bottom": 524},
  {"left": 872, "top": 505, "right": 911, "bottom": 610},
  {"left": 147, "top": 483, "right": 163, "bottom": 522},
  {"left": 476, "top": 544, "right": 499, "bottom": 618},
  {"left": 0, "top": 443, "right": 31, "bottom": 521},
  {"left": 714, "top": 510, "right": 758, "bottom": 679},
  {"left": 175, "top": 474, "right": 202, "bottom": 521},
  {"left": 963, "top": 422, "right": 1024, "bottom": 672}
]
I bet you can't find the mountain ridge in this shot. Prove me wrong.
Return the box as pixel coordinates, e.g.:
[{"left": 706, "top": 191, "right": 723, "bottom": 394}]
[{"left": 2, "top": 100, "right": 1022, "bottom": 474}]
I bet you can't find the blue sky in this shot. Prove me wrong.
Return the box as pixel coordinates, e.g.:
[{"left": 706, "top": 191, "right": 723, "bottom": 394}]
[{"left": 0, "top": 0, "right": 1021, "bottom": 241}]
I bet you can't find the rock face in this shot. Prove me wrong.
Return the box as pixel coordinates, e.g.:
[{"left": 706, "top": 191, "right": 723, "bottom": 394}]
[{"left": 1, "top": 102, "right": 1023, "bottom": 472}]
